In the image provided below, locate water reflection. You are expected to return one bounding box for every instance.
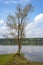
[0,45,18,54]
[0,45,43,62]
[21,46,43,62]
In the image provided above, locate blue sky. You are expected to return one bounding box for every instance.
[0,0,43,38]
[0,0,43,20]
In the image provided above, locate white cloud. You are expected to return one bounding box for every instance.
[0,20,4,24]
[4,0,17,4]
[25,14,43,38]
[0,19,8,38]
[0,19,17,38]
[0,14,43,38]
[34,14,43,23]
[3,0,29,4]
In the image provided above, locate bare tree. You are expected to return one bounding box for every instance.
[5,4,34,55]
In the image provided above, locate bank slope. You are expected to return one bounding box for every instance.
[0,54,43,65]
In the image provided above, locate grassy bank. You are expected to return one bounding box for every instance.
[0,54,14,65]
[0,54,43,65]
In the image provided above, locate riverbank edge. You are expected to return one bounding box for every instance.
[0,53,43,65]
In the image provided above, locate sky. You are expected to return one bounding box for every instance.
[0,0,43,38]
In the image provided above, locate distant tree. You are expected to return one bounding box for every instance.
[4,4,34,54]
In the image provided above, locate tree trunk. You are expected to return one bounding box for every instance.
[17,33,20,55]
[17,18,21,55]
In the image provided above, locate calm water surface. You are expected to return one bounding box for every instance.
[0,45,43,62]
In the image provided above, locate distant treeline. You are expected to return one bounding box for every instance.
[0,38,43,45]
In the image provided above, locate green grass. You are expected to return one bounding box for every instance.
[0,54,15,65]
[0,54,43,65]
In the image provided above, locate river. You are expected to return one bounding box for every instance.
[0,45,43,62]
